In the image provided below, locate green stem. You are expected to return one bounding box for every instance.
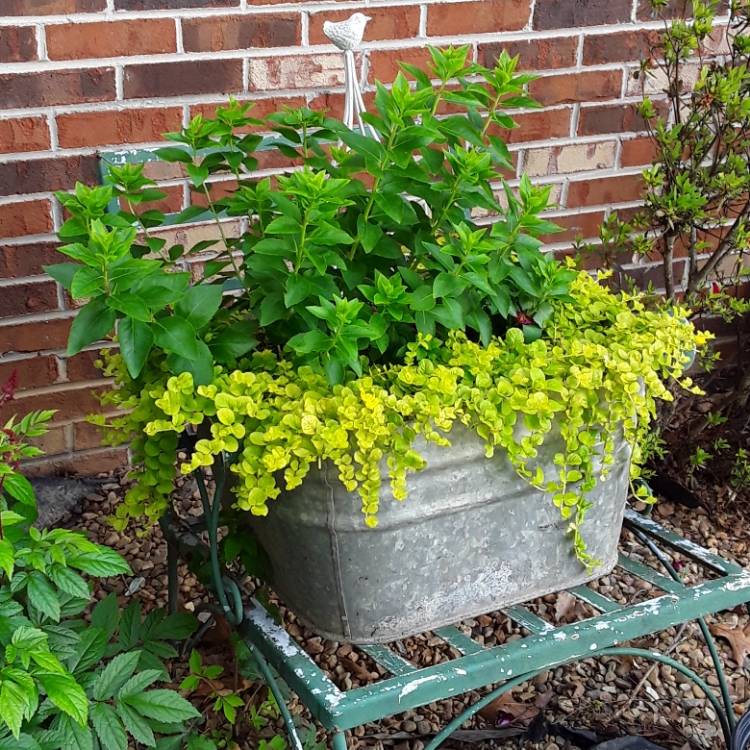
[348,127,399,261]
[201,183,242,279]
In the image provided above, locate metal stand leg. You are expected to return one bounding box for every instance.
[331,731,348,750]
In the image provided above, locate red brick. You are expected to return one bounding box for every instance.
[124,60,243,99]
[620,136,660,167]
[567,173,644,207]
[577,103,650,136]
[0,68,115,109]
[118,184,183,214]
[0,200,53,239]
[0,155,98,197]
[309,6,420,44]
[0,317,71,353]
[1,0,104,13]
[0,280,59,318]
[368,47,432,84]
[0,27,37,63]
[583,29,660,65]
[116,0,235,7]
[182,15,300,51]
[0,384,109,425]
[30,424,70,457]
[0,242,65,277]
[47,19,176,60]
[427,0,529,35]
[531,70,622,106]
[534,0,631,29]
[73,419,107,450]
[496,109,571,144]
[56,107,183,148]
[249,54,344,91]
[66,350,105,381]
[544,210,605,242]
[0,117,51,155]
[480,36,578,71]
[0,356,60,391]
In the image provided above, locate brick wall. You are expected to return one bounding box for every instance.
[0,0,721,473]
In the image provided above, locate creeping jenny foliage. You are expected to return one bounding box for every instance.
[47,46,706,563]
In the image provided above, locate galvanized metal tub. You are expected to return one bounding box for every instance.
[252,425,631,643]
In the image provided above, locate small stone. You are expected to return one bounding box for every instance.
[416,720,431,735]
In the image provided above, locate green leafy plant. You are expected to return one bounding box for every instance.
[597,0,750,405]
[731,448,750,489]
[49,49,702,563]
[47,47,564,387]
[0,383,204,749]
[180,650,245,725]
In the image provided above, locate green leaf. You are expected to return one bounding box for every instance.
[134,273,190,309]
[0,732,40,750]
[147,612,196,641]
[2,474,35,506]
[117,669,164,699]
[68,627,107,674]
[67,298,115,356]
[49,566,89,600]
[116,701,155,748]
[0,673,28,738]
[356,217,382,253]
[90,593,119,639]
[93,651,141,701]
[27,573,60,622]
[175,286,223,330]
[154,147,192,164]
[209,321,258,362]
[91,703,127,750]
[154,317,201,360]
[69,548,130,578]
[167,339,213,385]
[258,294,286,327]
[0,540,14,580]
[70,267,104,299]
[433,272,465,299]
[37,672,88,725]
[107,294,150,322]
[283,275,313,308]
[432,298,464,329]
[58,715,93,750]
[286,329,329,355]
[118,318,154,379]
[265,215,300,235]
[123,690,200,723]
[44,263,79,290]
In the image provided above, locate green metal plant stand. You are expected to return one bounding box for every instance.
[161,464,750,750]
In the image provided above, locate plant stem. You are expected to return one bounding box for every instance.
[202,183,242,279]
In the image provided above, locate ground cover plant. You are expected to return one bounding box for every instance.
[47,47,703,566]
[0,376,218,749]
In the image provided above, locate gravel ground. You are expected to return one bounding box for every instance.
[61,471,750,750]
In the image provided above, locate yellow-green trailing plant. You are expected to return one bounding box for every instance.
[94,270,705,565]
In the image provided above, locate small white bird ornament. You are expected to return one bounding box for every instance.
[323,12,371,51]
[323,12,381,141]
